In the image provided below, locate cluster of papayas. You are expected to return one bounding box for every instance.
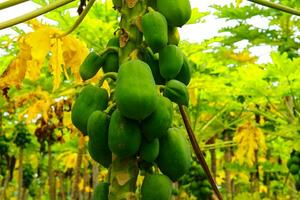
[72,0,195,199]
[179,160,213,199]
[287,150,300,191]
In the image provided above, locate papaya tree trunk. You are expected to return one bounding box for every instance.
[224,132,232,200]
[48,143,56,200]
[108,1,147,199]
[92,161,99,190]
[18,148,23,200]
[71,134,85,200]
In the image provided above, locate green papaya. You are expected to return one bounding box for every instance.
[157,0,191,27]
[287,159,293,169]
[140,138,159,163]
[142,10,168,53]
[141,174,172,200]
[175,54,191,85]
[159,45,183,79]
[103,37,119,73]
[108,109,141,158]
[141,96,173,141]
[168,27,180,46]
[71,85,108,135]
[290,164,299,175]
[291,155,300,164]
[141,49,165,85]
[80,52,104,81]
[87,111,111,168]
[157,128,191,181]
[92,182,109,200]
[115,59,158,120]
[163,80,189,106]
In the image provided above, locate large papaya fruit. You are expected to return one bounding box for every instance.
[140,138,159,163]
[80,52,104,81]
[168,27,180,46]
[157,128,191,181]
[141,96,173,141]
[87,111,111,168]
[141,174,173,200]
[142,10,168,53]
[159,45,183,79]
[103,37,119,73]
[71,85,108,135]
[92,182,109,200]
[157,0,191,27]
[108,109,141,158]
[163,80,189,106]
[115,59,158,120]
[175,54,191,85]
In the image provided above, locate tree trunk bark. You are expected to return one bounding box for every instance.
[92,161,99,190]
[48,143,56,200]
[224,132,232,200]
[18,148,23,200]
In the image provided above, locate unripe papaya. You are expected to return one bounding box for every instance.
[103,37,119,73]
[141,96,173,141]
[87,111,111,168]
[115,59,158,120]
[159,45,183,79]
[141,174,172,200]
[163,80,189,106]
[142,10,168,53]
[140,138,159,163]
[157,128,191,181]
[168,27,180,46]
[290,164,299,175]
[175,54,191,85]
[108,109,141,158]
[291,155,300,164]
[80,52,104,81]
[141,49,165,85]
[92,182,109,200]
[157,0,191,27]
[71,85,108,135]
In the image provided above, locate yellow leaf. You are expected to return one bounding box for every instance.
[50,38,65,91]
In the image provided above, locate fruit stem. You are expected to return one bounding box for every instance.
[98,72,118,87]
[179,105,223,200]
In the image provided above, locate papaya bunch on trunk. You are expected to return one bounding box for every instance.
[70,0,199,199]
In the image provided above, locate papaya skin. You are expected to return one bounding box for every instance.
[80,52,104,81]
[175,54,191,85]
[140,138,159,163]
[163,79,189,106]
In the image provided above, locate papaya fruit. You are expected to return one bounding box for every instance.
[108,109,141,158]
[163,80,189,106]
[290,164,299,175]
[80,52,104,81]
[87,111,112,168]
[103,37,119,73]
[168,27,180,46]
[141,96,173,141]
[291,155,300,164]
[92,182,109,200]
[141,49,165,85]
[159,45,183,79]
[142,10,168,53]
[141,174,172,200]
[71,85,108,135]
[175,54,191,85]
[115,59,158,120]
[140,138,159,163]
[157,0,191,27]
[157,128,191,181]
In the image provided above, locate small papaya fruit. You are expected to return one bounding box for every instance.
[87,111,111,168]
[108,109,141,158]
[175,54,191,85]
[141,96,173,141]
[71,85,108,135]
[142,10,168,53]
[159,45,183,79]
[140,138,159,163]
[168,27,180,46]
[92,182,109,200]
[290,164,299,175]
[163,79,189,106]
[115,59,158,120]
[103,37,119,73]
[141,174,172,200]
[157,128,191,181]
[80,52,104,81]
[157,0,191,27]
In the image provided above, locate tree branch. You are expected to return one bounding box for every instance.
[247,0,300,16]
[179,105,223,200]
[0,0,75,30]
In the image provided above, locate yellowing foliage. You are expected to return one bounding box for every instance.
[0,20,88,91]
[233,121,266,166]
[224,50,257,63]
